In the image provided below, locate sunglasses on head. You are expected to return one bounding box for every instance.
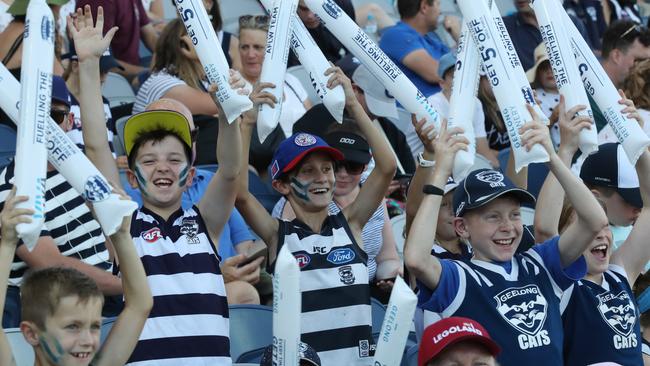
[614,24,645,48]
[336,161,365,175]
[238,15,269,30]
[50,108,70,124]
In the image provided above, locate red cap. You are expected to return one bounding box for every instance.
[418,317,500,366]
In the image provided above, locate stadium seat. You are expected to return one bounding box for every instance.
[287,65,322,106]
[5,327,35,364]
[371,297,387,334]
[228,304,273,363]
[102,73,136,108]
[220,0,266,35]
[0,124,16,170]
[113,115,130,157]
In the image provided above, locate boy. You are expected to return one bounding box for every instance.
[405,107,608,366]
[70,6,242,364]
[0,187,152,366]
[235,68,396,365]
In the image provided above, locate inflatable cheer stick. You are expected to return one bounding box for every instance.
[272,245,301,366]
[175,0,252,123]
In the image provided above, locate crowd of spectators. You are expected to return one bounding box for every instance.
[1,0,650,365]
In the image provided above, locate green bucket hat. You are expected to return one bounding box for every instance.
[8,0,70,16]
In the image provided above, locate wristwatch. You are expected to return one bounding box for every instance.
[417,152,435,168]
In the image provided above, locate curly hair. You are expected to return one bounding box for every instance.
[622,59,650,110]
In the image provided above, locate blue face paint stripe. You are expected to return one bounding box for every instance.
[178,164,189,187]
[39,335,64,365]
[134,164,150,197]
[290,177,311,202]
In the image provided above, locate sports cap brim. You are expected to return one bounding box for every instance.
[123,110,192,156]
[618,187,643,209]
[281,146,345,175]
[421,333,501,365]
[458,188,536,217]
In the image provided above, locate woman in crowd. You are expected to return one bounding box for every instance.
[623,59,650,135]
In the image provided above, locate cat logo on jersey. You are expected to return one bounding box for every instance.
[338,265,355,285]
[597,291,637,337]
[495,285,548,336]
[180,219,200,244]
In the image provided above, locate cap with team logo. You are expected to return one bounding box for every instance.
[453,169,536,217]
[418,317,500,366]
[270,133,345,180]
[580,143,642,208]
[260,342,321,366]
[324,131,370,165]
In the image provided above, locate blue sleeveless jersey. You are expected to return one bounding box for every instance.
[561,265,642,366]
[418,236,586,366]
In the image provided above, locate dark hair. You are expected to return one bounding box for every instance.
[208,0,223,31]
[152,19,205,90]
[602,20,650,58]
[397,0,433,19]
[127,128,192,168]
[21,267,103,329]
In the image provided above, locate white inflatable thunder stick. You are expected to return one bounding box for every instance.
[272,245,301,366]
[259,0,345,124]
[303,0,441,135]
[0,64,138,240]
[531,0,598,155]
[14,0,54,249]
[257,0,299,143]
[175,0,252,123]
[559,9,650,164]
[458,0,549,172]
[448,24,480,182]
[487,0,549,123]
[373,276,418,366]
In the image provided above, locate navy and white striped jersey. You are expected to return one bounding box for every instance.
[67,95,115,155]
[275,212,374,366]
[418,236,586,366]
[561,265,642,365]
[0,163,111,287]
[125,206,230,366]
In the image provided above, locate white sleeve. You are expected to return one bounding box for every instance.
[473,98,487,138]
[284,73,309,103]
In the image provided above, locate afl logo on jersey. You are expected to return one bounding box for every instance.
[327,248,355,265]
[495,284,548,336]
[597,291,637,337]
[294,253,311,268]
[141,227,162,243]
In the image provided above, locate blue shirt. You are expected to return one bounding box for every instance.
[124,169,254,259]
[379,21,449,97]
[418,236,586,366]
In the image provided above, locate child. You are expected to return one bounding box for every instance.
[235,67,396,365]
[534,97,650,365]
[0,187,152,366]
[69,6,243,364]
[404,106,608,366]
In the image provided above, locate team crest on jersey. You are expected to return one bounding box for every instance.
[83,175,111,202]
[180,219,200,244]
[494,285,548,336]
[338,265,355,285]
[141,227,162,243]
[597,291,637,337]
[294,133,316,147]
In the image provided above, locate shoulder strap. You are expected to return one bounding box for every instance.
[2,31,25,66]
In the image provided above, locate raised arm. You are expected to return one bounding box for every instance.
[69,6,121,187]
[197,77,243,244]
[96,191,152,366]
[520,105,608,267]
[404,121,468,291]
[0,188,33,366]
[331,66,397,232]
[235,83,280,264]
[534,97,591,242]
[404,115,436,234]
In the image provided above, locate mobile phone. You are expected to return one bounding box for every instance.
[238,243,267,267]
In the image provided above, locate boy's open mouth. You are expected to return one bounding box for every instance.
[493,238,514,246]
[309,187,330,195]
[153,178,173,188]
[71,352,91,360]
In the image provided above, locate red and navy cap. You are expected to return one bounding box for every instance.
[453,169,535,217]
[270,133,344,180]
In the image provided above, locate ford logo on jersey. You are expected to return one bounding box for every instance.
[327,248,355,265]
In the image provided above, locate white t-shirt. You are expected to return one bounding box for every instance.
[597,108,650,144]
[133,70,187,113]
[426,92,487,138]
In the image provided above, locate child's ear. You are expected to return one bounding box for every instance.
[20,321,40,346]
[453,217,470,240]
[271,179,291,196]
[126,169,140,189]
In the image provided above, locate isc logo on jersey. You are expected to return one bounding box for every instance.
[494,285,551,350]
[597,291,638,349]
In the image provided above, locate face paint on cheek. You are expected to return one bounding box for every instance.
[39,334,65,365]
[134,163,150,197]
[290,177,312,202]
[178,163,189,187]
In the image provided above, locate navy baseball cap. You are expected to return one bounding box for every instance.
[453,169,536,217]
[51,75,71,108]
[324,131,371,165]
[62,44,124,74]
[260,342,321,366]
[580,143,642,208]
[437,52,457,78]
[270,133,344,180]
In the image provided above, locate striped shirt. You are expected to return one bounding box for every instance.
[133,70,187,114]
[272,198,384,280]
[0,162,111,287]
[67,95,116,155]
[275,212,374,366]
[126,205,230,366]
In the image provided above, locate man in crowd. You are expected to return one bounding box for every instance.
[601,19,650,87]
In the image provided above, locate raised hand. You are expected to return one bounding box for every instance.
[557,95,592,156]
[411,114,437,155]
[324,65,356,108]
[618,89,644,128]
[67,5,118,62]
[241,82,277,126]
[0,187,33,247]
[433,119,469,177]
[520,104,555,155]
